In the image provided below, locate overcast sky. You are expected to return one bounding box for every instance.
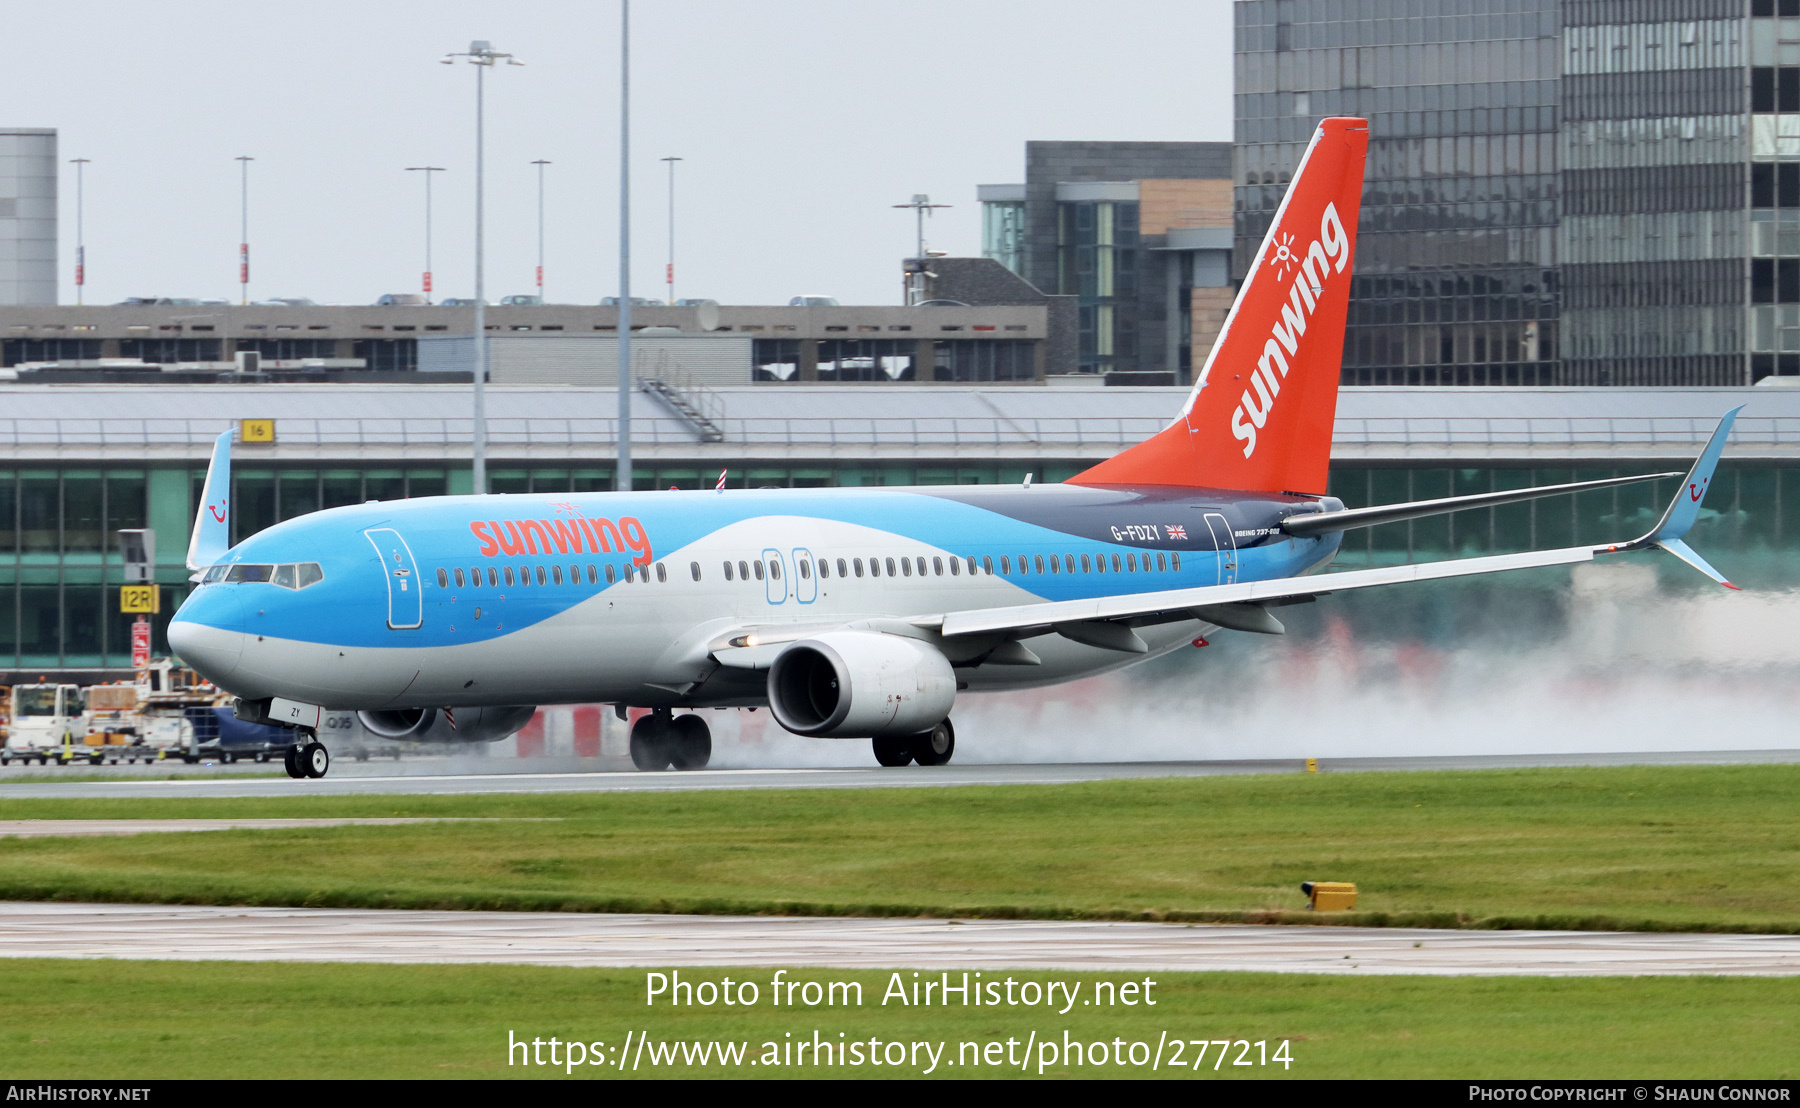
[8,1,1233,308]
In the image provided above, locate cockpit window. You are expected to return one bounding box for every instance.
[205,562,324,589]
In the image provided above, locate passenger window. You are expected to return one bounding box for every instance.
[454,568,466,588]
[838,558,849,577]
[487,567,499,587]
[948,557,959,576]
[570,564,579,583]
[504,566,516,586]
[739,560,749,580]
[769,561,780,580]
[724,561,734,581]
[657,563,668,583]
[605,564,617,584]
[754,561,764,581]
[1157,552,1167,571]
[886,558,898,577]
[467,567,480,587]
[1018,554,1030,575]
[870,558,880,578]
[690,562,701,581]
[624,564,635,583]
[967,556,978,575]
[552,565,564,585]
[587,564,598,583]
[1034,555,1045,574]
[983,556,993,574]
[916,557,926,576]
[1127,553,1137,571]
[1080,554,1091,573]
[1000,556,1010,574]
[1111,553,1121,573]
[1171,552,1181,571]
[799,559,811,579]
[854,558,865,577]
[817,559,829,579]
[535,566,547,586]
[901,558,912,577]
[435,568,449,588]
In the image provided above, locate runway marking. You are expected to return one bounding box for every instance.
[2,750,1797,801]
[2,902,1797,976]
[0,818,547,839]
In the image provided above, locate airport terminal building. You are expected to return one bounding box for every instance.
[0,379,1794,680]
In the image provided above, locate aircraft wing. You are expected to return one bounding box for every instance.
[917,407,1744,647]
[917,545,1594,642]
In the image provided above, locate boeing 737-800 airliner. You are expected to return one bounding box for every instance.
[168,118,1742,779]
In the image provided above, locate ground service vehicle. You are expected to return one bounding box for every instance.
[167,118,1744,779]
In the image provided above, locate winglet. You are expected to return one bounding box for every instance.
[1599,407,1741,589]
[185,430,233,572]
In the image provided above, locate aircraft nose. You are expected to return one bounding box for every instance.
[168,588,246,684]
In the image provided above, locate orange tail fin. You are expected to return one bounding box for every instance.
[1070,117,1368,494]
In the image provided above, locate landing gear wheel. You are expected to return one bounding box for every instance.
[283,746,305,779]
[299,742,330,779]
[629,714,672,771]
[872,735,914,767]
[909,719,955,766]
[668,714,712,770]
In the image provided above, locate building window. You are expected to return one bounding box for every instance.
[117,338,222,363]
[933,340,1036,382]
[753,338,802,381]
[1,339,102,367]
[352,338,418,372]
[817,339,915,381]
[982,200,1026,275]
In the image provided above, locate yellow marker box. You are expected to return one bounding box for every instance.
[119,585,160,614]
[240,418,275,443]
[1302,881,1358,911]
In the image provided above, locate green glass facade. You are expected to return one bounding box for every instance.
[1,458,1791,675]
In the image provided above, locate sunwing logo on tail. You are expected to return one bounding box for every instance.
[1231,201,1352,459]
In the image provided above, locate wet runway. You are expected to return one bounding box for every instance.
[0,749,1794,800]
[0,818,523,838]
[2,902,1795,976]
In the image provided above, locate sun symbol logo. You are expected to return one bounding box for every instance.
[1268,231,1298,278]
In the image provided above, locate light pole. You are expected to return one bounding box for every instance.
[660,156,681,305]
[531,159,550,301]
[891,193,950,305]
[70,158,89,305]
[617,0,633,492]
[443,40,523,496]
[236,156,254,305]
[405,166,444,303]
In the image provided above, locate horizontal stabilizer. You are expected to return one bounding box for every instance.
[1283,471,1679,537]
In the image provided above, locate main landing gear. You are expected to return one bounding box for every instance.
[283,734,331,779]
[872,718,955,768]
[629,710,712,771]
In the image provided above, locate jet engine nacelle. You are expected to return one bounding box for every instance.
[355,705,537,744]
[767,631,955,738]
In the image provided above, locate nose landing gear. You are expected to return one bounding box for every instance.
[628,709,712,771]
[283,733,331,779]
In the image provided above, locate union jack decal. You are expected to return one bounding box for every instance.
[1166,524,1189,540]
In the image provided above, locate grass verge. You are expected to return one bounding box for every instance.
[2,764,1799,932]
[3,959,1796,1079]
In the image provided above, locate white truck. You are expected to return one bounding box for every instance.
[2,684,86,765]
